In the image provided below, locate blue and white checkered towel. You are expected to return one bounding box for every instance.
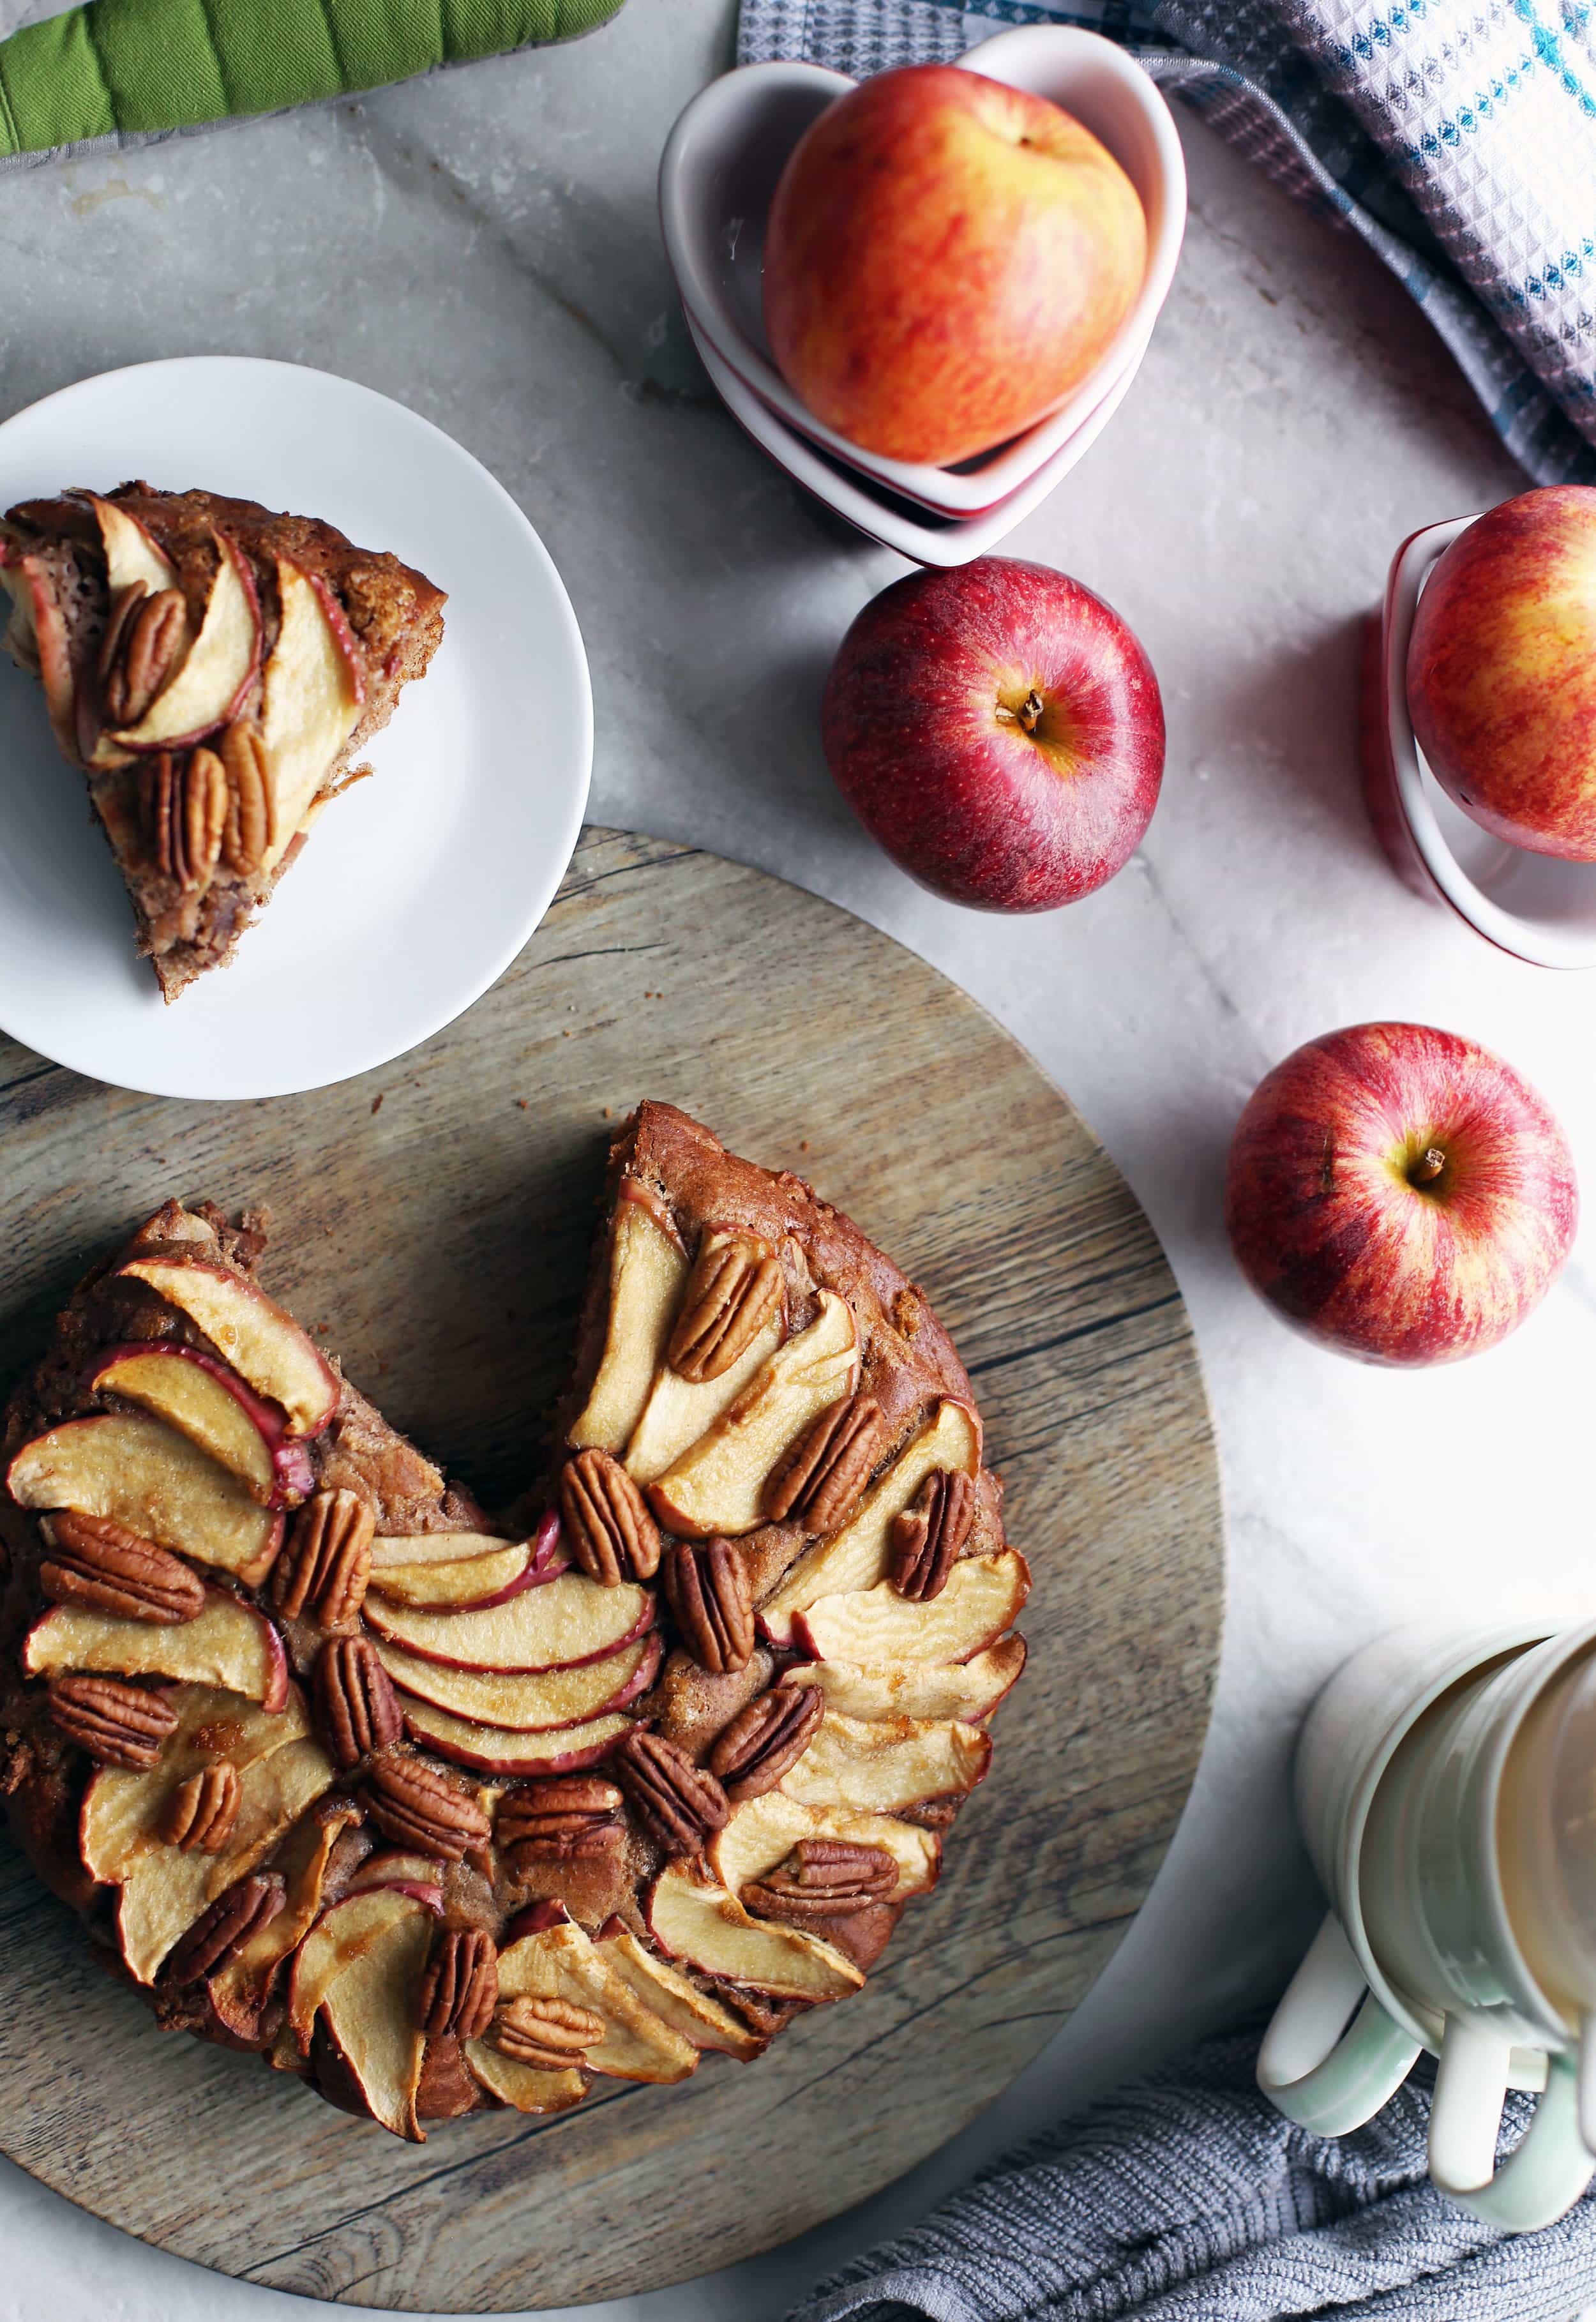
[737,0,1596,487]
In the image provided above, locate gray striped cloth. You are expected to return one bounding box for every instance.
[785,2030,1596,2321]
[736,0,1596,489]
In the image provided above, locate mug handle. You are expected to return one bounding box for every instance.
[1429,2017,1593,2231]
[1258,1913,1421,2134]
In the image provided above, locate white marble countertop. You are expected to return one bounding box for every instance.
[4,1,1593,2314]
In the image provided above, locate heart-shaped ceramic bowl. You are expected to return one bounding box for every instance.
[1360,518,1596,969]
[684,307,1146,564]
[659,27,1186,519]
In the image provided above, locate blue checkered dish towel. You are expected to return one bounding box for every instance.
[737,0,1596,486]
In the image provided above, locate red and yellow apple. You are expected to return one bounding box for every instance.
[822,557,1163,910]
[1408,486,1596,859]
[764,64,1145,465]
[1225,1023,1578,1364]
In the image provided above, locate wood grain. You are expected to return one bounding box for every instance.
[0,829,1222,2311]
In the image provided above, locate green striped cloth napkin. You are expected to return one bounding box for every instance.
[0,0,623,165]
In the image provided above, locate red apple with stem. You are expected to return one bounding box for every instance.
[822,556,1163,910]
[1225,1023,1577,1365]
[1407,486,1596,859]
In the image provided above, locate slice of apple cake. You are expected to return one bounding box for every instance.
[0,1104,1027,2137]
[0,485,444,999]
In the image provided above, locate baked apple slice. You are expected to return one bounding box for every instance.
[7,1412,284,1585]
[492,1917,698,2084]
[595,1926,764,2060]
[107,532,262,753]
[646,1862,864,2002]
[795,1549,1029,1666]
[397,1697,637,1777]
[287,1885,440,2053]
[24,1587,289,1712]
[462,2039,587,2117]
[366,1537,537,1610]
[759,1399,981,1645]
[116,1255,339,1438]
[783,1636,1027,1723]
[316,1894,434,2140]
[345,1848,446,1909]
[89,1343,314,1508]
[363,1571,652,1673]
[647,1292,859,1537]
[709,1791,941,1901]
[623,1230,787,1484]
[568,1194,690,1454]
[780,1710,991,1814]
[252,557,365,877]
[372,1530,523,1571]
[116,1733,335,1984]
[80,1681,311,1887]
[207,1804,361,2041]
[3,551,80,755]
[379,1629,660,1731]
[85,493,178,599]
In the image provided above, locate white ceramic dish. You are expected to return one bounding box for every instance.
[1362,516,1596,969]
[684,309,1144,564]
[659,28,1186,518]
[0,358,592,1098]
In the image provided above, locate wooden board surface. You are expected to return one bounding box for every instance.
[0,829,1223,2311]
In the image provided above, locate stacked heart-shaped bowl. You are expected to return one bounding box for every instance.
[659,27,1187,565]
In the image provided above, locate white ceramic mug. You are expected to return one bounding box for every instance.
[1258,1620,1596,2228]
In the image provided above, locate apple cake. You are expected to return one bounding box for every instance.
[0,484,445,999]
[0,1104,1028,2137]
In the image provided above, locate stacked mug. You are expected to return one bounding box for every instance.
[1260,1618,1596,2228]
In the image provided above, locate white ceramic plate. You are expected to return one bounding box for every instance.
[0,358,592,1098]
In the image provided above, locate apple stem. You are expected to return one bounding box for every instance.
[1411,1147,1447,1186]
[997,690,1046,735]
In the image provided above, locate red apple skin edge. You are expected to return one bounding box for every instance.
[822,556,1164,910]
[1224,1022,1577,1366]
[1407,486,1596,861]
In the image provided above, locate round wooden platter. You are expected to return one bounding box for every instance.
[0,829,1223,2312]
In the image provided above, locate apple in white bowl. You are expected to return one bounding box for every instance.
[822,556,1163,910]
[1225,1022,1577,1364]
[764,64,1146,467]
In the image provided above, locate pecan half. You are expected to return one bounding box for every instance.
[139,748,227,891]
[47,1674,179,1768]
[890,1468,975,1602]
[763,1394,888,1530]
[418,1927,498,2040]
[612,1728,729,1857]
[743,1838,898,1922]
[365,1754,492,1862]
[496,1775,624,1864]
[103,584,186,725]
[273,1489,374,1627]
[661,1539,755,1674]
[220,720,274,876]
[559,1449,660,1585]
[708,1682,823,1804]
[314,1634,403,1770]
[165,1871,285,1982]
[39,1511,206,1624]
[160,1761,241,1852]
[491,1994,603,2070]
[667,1233,782,1382]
